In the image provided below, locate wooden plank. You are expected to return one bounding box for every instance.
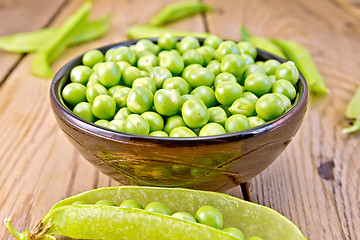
[0,0,67,84]
[205,0,360,239]
[0,0,211,238]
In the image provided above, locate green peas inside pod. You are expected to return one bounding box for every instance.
[145,201,172,215]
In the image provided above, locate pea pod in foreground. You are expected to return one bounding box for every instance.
[343,86,360,134]
[5,186,307,240]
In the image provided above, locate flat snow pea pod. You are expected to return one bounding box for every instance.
[149,1,214,26]
[126,24,211,39]
[31,2,92,78]
[5,186,307,240]
[343,86,360,134]
[271,39,329,95]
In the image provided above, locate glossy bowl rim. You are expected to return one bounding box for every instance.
[50,38,309,144]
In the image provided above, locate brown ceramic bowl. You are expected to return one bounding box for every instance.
[50,38,308,191]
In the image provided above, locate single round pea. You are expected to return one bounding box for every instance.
[263,59,281,76]
[206,60,221,76]
[182,99,210,128]
[86,83,108,104]
[242,91,258,103]
[199,123,226,136]
[116,61,131,72]
[97,62,121,88]
[273,93,292,111]
[159,50,184,76]
[248,116,266,128]
[122,66,142,87]
[204,35,222,49]
[112,46,136,65]
[145,201,172,215]
[141,111,164,132]
[172,212,196,222]
[181,94,203,107]
[86,72,100,87]
[92,62,103,72]
[127,86,153,114]
[225,114,250,133]
[114,107,132,120]
[95,200,117,206]
[164,115,186,134]
[73,102,95,123]
[244,64,266,79]
[135,39,158,55]
[149,131,169,137]
[182,49,204,66]
[158,32,177,50]
[108,85,126,96]
[94,119,110,128]
[196,45,215,65]
[170,126,197,137]
[163,77,190,95]
[238,41,257,59]
[182,64,202,81]
[177,36,200,54]
[275,61,299,85]
[70,65,92,85]
[108,119,126,132]
[208,106,228,126]
[104,48,115,61]
[223,227,245,240]
[214,72,237,88]
[272,79,296,100]
[82,49,104,67]
[221,54,246,78]
[124,114,150,135]
[191,86,217,108]
[255,93,285,121]
[149,66,172,89]
[154,89,182,116]
[244,72,272,97]
[187,67,214,88]
[215,40,240,61]
[196,205,223,230]
[133,77,157,94]
[228,97,256,117]
[241,53,255,65]
[92,95,116,120]
[215,81,243,106]
[62,83,87,107]
[119,199,144,209]
[137,54,159,72]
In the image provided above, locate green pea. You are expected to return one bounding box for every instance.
[206,60,221,76]
[208,106,228,126]
[275,61,299,85]
[137,54,159,72]
[196,205,223,230]
[163,77,191,95]
[225,114,250,133]
[228,97,256,117]
[196,46,215,65]
[140,70,149,77]
[182,49,204,66]
[127,86,153,114]
[122,66,142,87]
[272,79,296,100]
[214,72,237,88]
[177,36,200,54]
[108,119,126,132]
[145,201,172,215]
[204,34,222,49]
[70,65,92,85]
[248,116,266,128]
[182,64,202,81]
[135,39,158,55]
[273,93,292,111]
[242,91,258,103]
[221,54,246,78]
[97,62,121,88]
[108,85,126,96]
[116,61,131,72]
[187,67,214,88]
[154,89,182,116]
[269,75,276,85]
[94,119,109,128]
[159,50,184,76]
[149,131,169,137]
[244,64,265,79]
[133,77,157,94]
[73,102,95,123]
[263,59,281,76]
[222,227,245,240]
[255,93,285,121]
[149,66,172,89]
[164,115,186,134]
[215,40,240,61]
[170,126,197,137]
[191,86,217,108]
[112,46,136,65]
[124,114,150,135]
[172,212,196,222]
[244,72,272,97]
[199,123,226,136]
[119,199,143,209]
[92,95,116,120]
[86,72,100,87]
[182,99,210,128]
[241,53,255,65]
[62,82,87,107]
[86,83,108,104]
[95,200,117,206]
[114,107,132,120]
[82,49,104,68]
[141,111,164,132]
[158,32,177,50]
[215,81,243,106]
[238,41,257,59]
[92,62,103,72]
[104,48,115,61]
[181,94,203,107]
[256,61,265,67]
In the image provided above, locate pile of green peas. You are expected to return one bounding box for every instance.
[72,199,263,240]
[62,33,299,137]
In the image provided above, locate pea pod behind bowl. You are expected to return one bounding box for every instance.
[6,186,307,240]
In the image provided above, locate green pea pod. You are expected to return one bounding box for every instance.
[0,15,111,53]
[271,39,329,95]
[343,86,360,134]
[126,24,211,40]
[31,1,92,78]
[5,186,307,240]
[240,25,287,59]
[150,1,214,26]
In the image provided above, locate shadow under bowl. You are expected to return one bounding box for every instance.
[50,38,308,191]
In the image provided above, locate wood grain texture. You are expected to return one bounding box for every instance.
[205,0,360,239]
